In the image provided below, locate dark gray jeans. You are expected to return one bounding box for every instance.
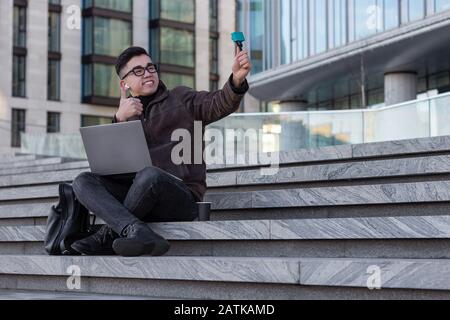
[72,166,199,235]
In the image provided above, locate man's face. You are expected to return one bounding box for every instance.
[120,54,160,97]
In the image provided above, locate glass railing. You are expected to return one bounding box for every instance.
[20,92,450,160]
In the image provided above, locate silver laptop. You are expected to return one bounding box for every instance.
[80,120,152,176]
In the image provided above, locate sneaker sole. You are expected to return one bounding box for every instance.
[112,238,170,257]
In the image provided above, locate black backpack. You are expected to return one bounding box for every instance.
[45,183,92,255]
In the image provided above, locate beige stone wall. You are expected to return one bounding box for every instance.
[0,0,237,154]
[0,0,14,153]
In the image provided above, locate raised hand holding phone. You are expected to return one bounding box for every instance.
[231,32,251,87]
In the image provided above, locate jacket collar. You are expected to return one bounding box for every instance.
[135,80,169,108]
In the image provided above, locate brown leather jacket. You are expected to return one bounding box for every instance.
[114,74,249,201]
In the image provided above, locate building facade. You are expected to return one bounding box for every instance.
[0,0,236,153]
[237,0,450,112]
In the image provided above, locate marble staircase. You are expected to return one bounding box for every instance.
[1,136,450,299]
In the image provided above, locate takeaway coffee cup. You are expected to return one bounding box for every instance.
[197,202,211,221]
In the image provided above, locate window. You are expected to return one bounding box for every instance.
[12,55,26,97]
[150,0,196,89]
[210,0,219,91]
[13,1,27,98]
[82,1,133,105]
[48,1,62,101]
[408,0,425,22]
[48,60,61,100]
[84,0,132,13]
[13,5,27,48]
[280,0,292,64]
[11,109,26,148]
[384,0,400,30]
[48,11,61,52]
[160,72,195,89]
[159,27,195,67]
[435,0,450,12]
[84,17,132,56]
[47,112,61,133]
[81,115,114,127]
[313,0,327,54]
[151,0,195,23]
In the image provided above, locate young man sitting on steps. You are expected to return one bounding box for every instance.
[71,46,251,257]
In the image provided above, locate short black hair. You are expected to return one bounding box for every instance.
[115,46,150,77]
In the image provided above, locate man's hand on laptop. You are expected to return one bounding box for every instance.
[115,84,144,122]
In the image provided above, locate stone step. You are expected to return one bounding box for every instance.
[0,200,56,220]
[1,154,449,189]
[4,201,450,226]
[0,289,159,300]
[205,180,450,210]
[0,158,63,170]
[0,154,37,164]
[3,215,450,242]
[0,161,89,177]
[207,135,450,170]
[207,154,450,187]
[300,258,450,292]
[0,185,58,201]
[0,169,86,188]
[2,135,450,176]
[0,255,300,284]
[2,216,450,259]
[1,180,450,209]
[0,255,450,299]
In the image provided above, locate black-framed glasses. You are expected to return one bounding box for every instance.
[121,63,159,80]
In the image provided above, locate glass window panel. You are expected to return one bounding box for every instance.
[83,17,93,55]
[48,60,61,101]
[315,0,327,54]
[149,28,160,63]
[48,12,61,52]
[93,63,120,97]
[81,115,114,127]
[160,27,195,67]
[13,55,26,97]
[11,109,26,148]
[383,0,399,30]
[355,0,379,40]
[93,17,132,56]
[83,64,92,96]
[263,0,275,70]
[161,72,195,89]
[209,37,219,74]
[13,6,27,48]
[409,0,425,21]
[210,0,219,32]
[435,0,450,12]
[154,0,195,23]
[332,0,347,48]
[236,0,245,32]
[296,0,308,59]
[88,0,132,12]
[250,0,264,73]
[280,0,291,64]
[47,112,61,133]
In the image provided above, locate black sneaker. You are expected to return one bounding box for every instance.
[71,225,119,256]
[112,222,170,257]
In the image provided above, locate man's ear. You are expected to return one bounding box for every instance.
[120,80,131,96]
